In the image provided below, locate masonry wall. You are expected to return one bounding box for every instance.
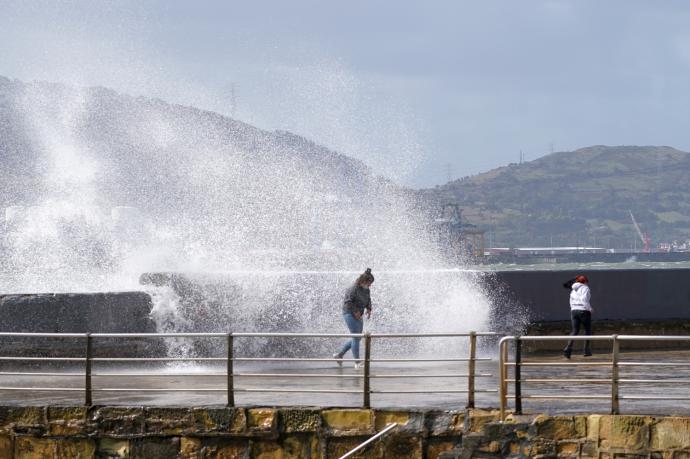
[2,406,690,458]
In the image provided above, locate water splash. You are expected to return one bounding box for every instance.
[0,77,492,347]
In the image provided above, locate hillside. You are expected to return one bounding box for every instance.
[423,146,690,249]
[0,76,377,214]
[0,76,435,272]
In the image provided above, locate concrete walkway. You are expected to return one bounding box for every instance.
[1,351,690,415]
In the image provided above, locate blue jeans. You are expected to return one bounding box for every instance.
[564,310,592,354]
[338,313,363,360]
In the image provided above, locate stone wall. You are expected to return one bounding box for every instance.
[3,406,690,458]
[0,405,474,458]
[458,413,690,459]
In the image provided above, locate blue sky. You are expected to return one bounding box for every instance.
[2,1,690,187]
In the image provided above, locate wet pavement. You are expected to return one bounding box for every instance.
[1,350,690,415]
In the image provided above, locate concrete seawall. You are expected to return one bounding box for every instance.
[488,268,690,323]
[0,292,160,357]
[1,406,690,458]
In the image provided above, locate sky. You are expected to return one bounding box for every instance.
[2,0,690,187]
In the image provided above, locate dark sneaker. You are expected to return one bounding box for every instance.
[563,350,572,359]
[583,351,592,357]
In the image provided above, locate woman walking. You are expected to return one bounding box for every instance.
[563,274,593,359]
[333,268,374,369]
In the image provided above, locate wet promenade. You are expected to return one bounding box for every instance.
[2,350,690,416]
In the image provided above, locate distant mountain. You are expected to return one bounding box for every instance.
[422,146,690,249]
[0,76,377,215]
[0,77,434,271]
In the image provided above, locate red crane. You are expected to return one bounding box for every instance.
[629,210,651,253]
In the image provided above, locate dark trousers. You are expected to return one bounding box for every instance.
[564,310,592,354]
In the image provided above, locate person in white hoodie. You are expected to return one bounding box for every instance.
[563,274,593,359]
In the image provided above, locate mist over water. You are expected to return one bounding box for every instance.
[0,77,491,345]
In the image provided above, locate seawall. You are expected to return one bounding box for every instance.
[1,406,690,458]
[0,292,161,357]
[488,268,690,323]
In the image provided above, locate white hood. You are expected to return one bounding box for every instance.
[569,282,592,311]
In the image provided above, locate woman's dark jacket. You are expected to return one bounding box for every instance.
[342,284,371,316]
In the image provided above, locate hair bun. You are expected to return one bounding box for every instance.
[365,268,371,274]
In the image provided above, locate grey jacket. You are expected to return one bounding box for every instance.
[342,284,371,316]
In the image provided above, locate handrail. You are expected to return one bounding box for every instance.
[0,330,495,407]
[498,334,690,420]
[339,423,398,459]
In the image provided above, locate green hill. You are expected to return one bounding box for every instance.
[423,146,690,249]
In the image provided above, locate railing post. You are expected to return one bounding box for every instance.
[499,338,507,421]
[611,334,619,414]
[227,333,234,407]
[514,336,522,415]
[84,333,92,406]
[363,333,371,408]
[466,331,477,408]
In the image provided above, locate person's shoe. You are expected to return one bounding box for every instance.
[354,362,363,370]
[563,350,572,360]
[332,353,343,367]
[583,351,592,357]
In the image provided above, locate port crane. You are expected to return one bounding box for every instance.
[629,210,651,253]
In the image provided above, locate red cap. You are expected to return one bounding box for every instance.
[575,275,589,284]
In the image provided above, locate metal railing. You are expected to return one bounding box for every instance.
[0,331,497,407]
[499,335,690,420]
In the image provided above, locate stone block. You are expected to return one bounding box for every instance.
[459,432,485,453]
[425,438,461,459]
[326,437,384,459]
[0,436,13,459]
[507,441,521,455]
[531,415,586,440]
[588,415,602,442]
[478,440,500,453]
[322,409,374,436]
[375,410,424,434]
[652,418,690,450]
[197,438,250,458]
[0,406,46,435]
[247,409,277,436]
[192,408,246,435]
[674,452,690,459]
[280,409,321,433]
[465,409,499,434]
[581,440,598,458]
[251,436,316,459]
[144,407,193,435]
[97,438,130,458]
[89,406,144,437]
[382,435,422,459]
[48,406,89,436]
[611,454,646,459]
[14,437,54,459]
[55,439,97,459]
[607,416,650,451]
[556,440,580,457]
[179,437,201,458]
[425,411,465,436]
[13,438,96,459]
[482,420,529,441]
[130,437,180,458]
[521,439,555,457]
